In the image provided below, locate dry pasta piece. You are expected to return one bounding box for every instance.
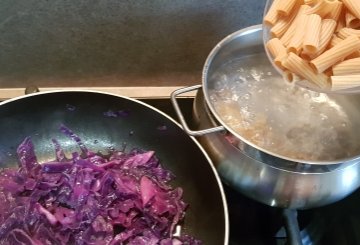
[325,1,343,21]
[309,19,337,58]
[329,34,343,47]
[287,13,309,53]
[270,3,301,37]
[300,52,312,60]
[346,51,360,59]
[336,13,347,32]
[283,70,301,83]
[266,38,287,57]
[304,0,318,5]
[338,28,360,39]
[277,0,298,16]
[329,35,360,60]
[282,53,330,88]
[264,0,283,26]
[266,38,287,68]
[303,14,322,53]
[280,5,311,46]
[331,75,360,91]
[306,0,341,18]
[310,35,360,73]
[324,68,333,77]
[345,11,360,28]
[342,0,360,19]
[332,58,360,75]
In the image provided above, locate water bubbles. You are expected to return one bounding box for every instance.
[231,94,239,101]
[320,113,328,121]
[243,93,251,100]
[235,79,245,86]
[303,93,310,99]
[250,68,262,81]
[223,115,233,121]
[242,121,250,128]
[209,95,217,102]
[208,53,357,161]
[241,105,249,112]
[238,75,247,82]
[277,105,288,113]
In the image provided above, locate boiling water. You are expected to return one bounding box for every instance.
[209,53,360,161]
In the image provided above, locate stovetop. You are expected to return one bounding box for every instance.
[141,97,360,245]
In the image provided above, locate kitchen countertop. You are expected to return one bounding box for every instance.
[0,0,266,89]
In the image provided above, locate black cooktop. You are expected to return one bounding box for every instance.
[141,97,360,245]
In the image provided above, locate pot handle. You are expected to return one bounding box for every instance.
[171,85,225,136]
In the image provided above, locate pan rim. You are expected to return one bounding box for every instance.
[0,89,229,245]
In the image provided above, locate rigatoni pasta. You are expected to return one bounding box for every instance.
[310,19,337,58]
[266,38,287,68]
[332,58,360,75]
[280,5,311,46]
[303,14,322,53]
[331,75,360,91]
[326,2,343,21]
[282,53,330,88]
[345,11,360,28]
[271,3,301,37]
[342,0,360,19]
[287,13,309,53]
[264,0,284,25]
[306,0,339,18]
[264,0,360,91]
[304,0,318,5]
[277,0,299,16]
[310,35,360,73]
[338,27,360,39]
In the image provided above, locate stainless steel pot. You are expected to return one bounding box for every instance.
[171,25,360,209]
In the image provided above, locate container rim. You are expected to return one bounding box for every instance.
[201,24,360,166]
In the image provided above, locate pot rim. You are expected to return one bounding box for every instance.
[201,24,360,166]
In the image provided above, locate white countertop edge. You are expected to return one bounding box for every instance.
[0,86,197,100]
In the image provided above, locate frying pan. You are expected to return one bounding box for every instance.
[0,90,229,245]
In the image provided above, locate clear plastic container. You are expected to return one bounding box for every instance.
[263,0,360,94]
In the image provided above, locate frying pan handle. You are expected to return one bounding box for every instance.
[171,85,225,136]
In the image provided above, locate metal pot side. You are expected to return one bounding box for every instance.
[193,90,360,209]
[191,25,360,209]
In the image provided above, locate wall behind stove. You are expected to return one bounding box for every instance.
[0,0,266,87]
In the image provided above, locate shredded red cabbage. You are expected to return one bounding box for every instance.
[0,126,201,245]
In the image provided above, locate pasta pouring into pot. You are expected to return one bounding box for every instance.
[264,0,360,92]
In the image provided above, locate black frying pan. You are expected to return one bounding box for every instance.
[0,90,228,244]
